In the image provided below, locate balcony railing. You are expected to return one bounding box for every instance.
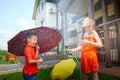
[96,18,120,65]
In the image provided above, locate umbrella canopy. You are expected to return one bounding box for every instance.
[51,59,76,80]
[8,26,62,56]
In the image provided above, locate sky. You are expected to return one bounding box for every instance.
[0,0,35,50]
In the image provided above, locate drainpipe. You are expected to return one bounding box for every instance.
[56,1,60,54]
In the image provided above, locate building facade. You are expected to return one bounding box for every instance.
[32,0,59,55]
[32,0,120,67]
[32,0,57,28]
[57,0,120,67]
[57,0,87,48]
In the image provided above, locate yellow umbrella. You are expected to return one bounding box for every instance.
[51,58,76,80]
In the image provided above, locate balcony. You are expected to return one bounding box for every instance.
[96,18,120,66]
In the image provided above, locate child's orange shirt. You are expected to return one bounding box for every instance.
[81,37,99,73]
[23,44,38,76]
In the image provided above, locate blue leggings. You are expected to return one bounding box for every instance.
[23,73,37,80]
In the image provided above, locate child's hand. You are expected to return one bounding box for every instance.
[68,49,75,52]
[38,58,43,63]
[81,39,90,44]
[36,44,40,50]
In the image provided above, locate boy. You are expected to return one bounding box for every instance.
[23,32,43,80]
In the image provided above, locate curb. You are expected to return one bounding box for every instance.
[0,68,22,75]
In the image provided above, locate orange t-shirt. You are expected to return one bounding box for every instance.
[23,44,38,76]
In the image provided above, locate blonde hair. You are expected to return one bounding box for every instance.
[82,17,95,38]
[83,17,95,28]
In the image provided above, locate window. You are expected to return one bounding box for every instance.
[41,2,43,10]
[41,21,43,26]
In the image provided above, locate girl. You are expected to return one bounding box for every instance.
[71,17,103,80]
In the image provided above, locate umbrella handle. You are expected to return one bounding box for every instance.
[64,48,82,80]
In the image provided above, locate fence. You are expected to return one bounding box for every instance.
[96,18,120,66]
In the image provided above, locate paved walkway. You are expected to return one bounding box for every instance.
[0,64,22,71]
[0,54,66,75]
[0,60,59,75]
[0,64,22,75]
[100,67,120,77]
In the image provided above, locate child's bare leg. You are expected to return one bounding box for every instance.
[92,72,99,80]
[82,72,88,80]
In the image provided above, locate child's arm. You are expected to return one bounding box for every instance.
[82,30,103,48]
[28,45,43,64]
[28,58,43,63]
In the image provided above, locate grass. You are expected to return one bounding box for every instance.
[0,49,7,64]
[0,50,7,55]
[0,67,120,80]
[0,72,23,80]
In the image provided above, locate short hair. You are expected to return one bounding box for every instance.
[26,32,37,38]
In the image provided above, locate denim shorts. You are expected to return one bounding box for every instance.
[23,73,37,80]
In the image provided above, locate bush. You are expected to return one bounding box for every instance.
[0,55,2,60]
[0,50,7,56]
[0,49,18,64]
[0,50,7,63]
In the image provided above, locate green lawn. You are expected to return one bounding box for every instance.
[0,49,7,64]
[0,67,120,80]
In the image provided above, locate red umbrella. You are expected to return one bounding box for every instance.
[8,26,62,56]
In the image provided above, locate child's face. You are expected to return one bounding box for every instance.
[27,35,38,47]
[82,20,93,32]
